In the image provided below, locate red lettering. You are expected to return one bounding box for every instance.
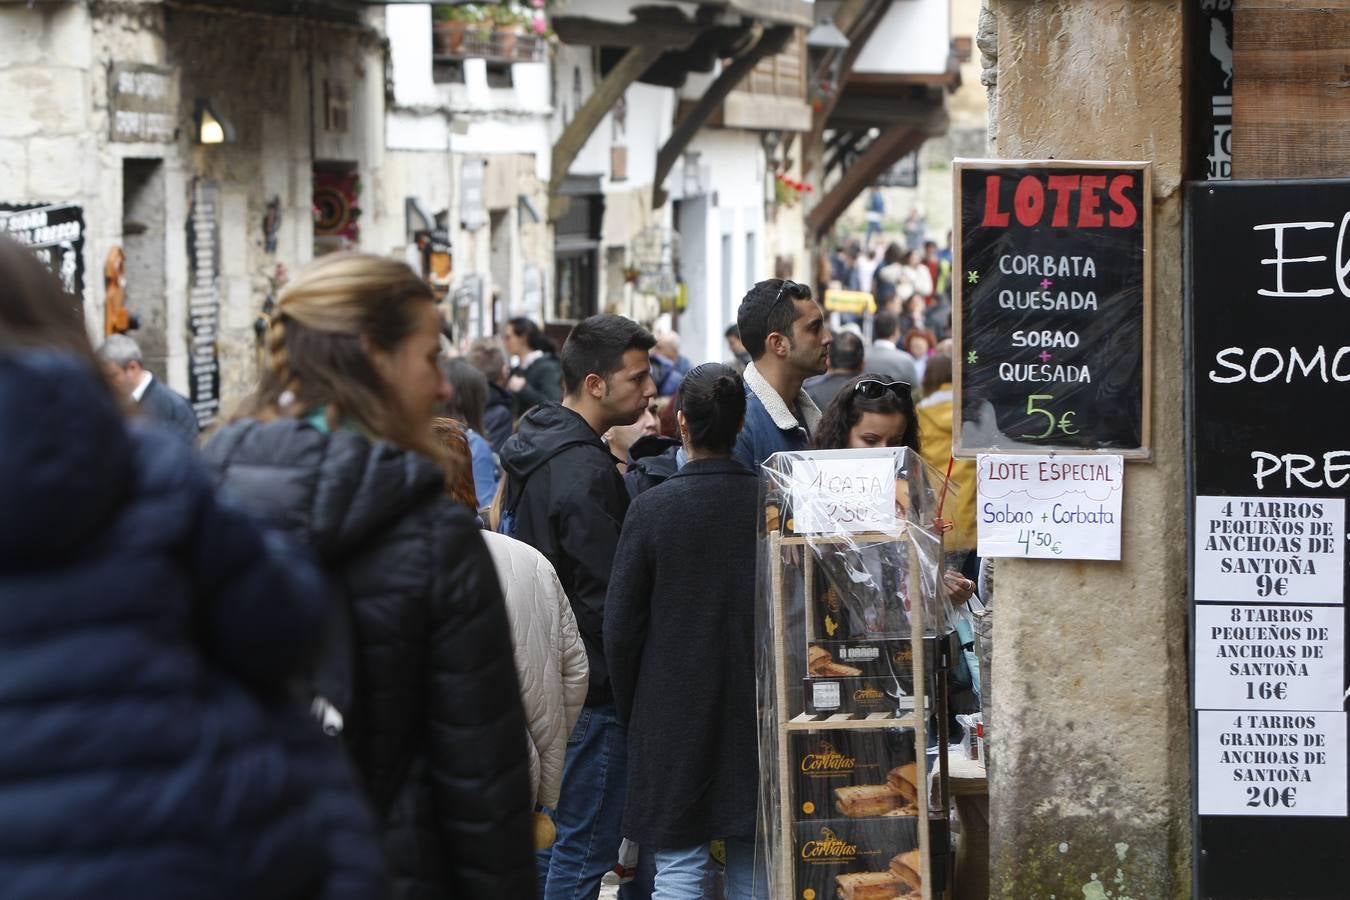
[1108,174,1138,227]
[1077,175,1107,227]
[1013,176,1045,227]
[982,175,1009,226]
[1046,175,1079,228]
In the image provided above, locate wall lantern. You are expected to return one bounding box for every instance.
[195,99,235,145]
[805,17,850,101]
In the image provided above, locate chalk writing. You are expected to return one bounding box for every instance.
[955,161,1150,455]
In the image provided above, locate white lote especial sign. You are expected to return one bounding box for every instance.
[975,453,1123,560]
[1194,496,1345,604]
[790,457,899,535]
[1194,604,1345,711]
[1197,710,1348,817]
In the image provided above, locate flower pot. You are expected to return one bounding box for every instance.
[495,24,522,59]
[433,21,467,55]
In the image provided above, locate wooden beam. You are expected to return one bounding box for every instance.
[549,43,669,221]
[805,122,926,242]
[651,25,795,209]
[1232,1,1350,178]
[551,16,703,50]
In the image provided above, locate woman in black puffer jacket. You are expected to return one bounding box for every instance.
[203,253,535,899]
[0,237,384,899]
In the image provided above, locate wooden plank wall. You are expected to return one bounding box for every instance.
[1232,0,1350,179]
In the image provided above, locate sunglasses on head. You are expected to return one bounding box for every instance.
[853,378,910,401]
[765,280,804,329]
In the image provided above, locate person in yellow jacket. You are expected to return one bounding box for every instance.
[916,354,977,552]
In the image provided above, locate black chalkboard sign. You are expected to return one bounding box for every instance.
[953,160,1151,458]
[1186,179,1350,900]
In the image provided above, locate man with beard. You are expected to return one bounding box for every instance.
[731,279,832,471]
[499,315,657,900]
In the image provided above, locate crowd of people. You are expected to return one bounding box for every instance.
[0,221,983,900]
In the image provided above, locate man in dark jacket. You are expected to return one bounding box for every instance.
[468,336,515,452]
[805,329,864,411]
[499,314,656,900]
[731,279,831,471]
[98,334,200,445]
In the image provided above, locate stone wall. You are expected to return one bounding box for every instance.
[986,2,1192,898]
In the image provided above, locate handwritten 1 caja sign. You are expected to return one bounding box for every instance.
[1187,178,1350,897]
[952,160,1152,459]
[790,457,899,535]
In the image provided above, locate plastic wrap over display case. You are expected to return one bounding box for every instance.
[755,448,954,900]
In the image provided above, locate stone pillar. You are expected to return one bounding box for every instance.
[985,2,1192,898]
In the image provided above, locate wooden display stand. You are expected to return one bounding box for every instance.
[766,528,952,900]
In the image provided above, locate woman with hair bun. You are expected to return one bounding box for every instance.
[202,252,535,899]
[604,363,766,899]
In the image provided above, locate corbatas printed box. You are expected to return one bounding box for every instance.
[808,639,914,681]
[791,817,949,900]
[790,729,918,821]
[802,673,913,716]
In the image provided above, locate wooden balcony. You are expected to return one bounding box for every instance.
[432,25,548,64]
[682,31,812,132]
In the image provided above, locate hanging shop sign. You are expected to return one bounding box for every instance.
[108,63,177,143]
[0,202,86,296]
[460,158,487,232]
[1186,178,1350,898]
[975,453,1123,560]
[186,180,221,429]
[952,160,1152,459]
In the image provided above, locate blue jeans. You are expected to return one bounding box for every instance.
[653,837,764,900]
[537,703,628,900]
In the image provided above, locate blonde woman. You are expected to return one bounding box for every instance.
[203,253,535,899]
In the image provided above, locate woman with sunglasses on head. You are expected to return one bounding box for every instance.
[812,374,920,453]
[813,374,977,612]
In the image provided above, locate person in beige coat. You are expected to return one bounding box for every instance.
[482,529,590,817]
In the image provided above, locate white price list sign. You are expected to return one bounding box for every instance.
[1194,605,1345,710]
[1194,496,1345,604]
[976,454,1123,560]
[1197,710,1348,817]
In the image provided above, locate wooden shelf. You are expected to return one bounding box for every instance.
[784,710,919,731]
[777,529,911,545]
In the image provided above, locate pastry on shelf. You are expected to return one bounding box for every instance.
[889,848,923,893]
[833,784,904,817]
[886,762,919,804]
[835,870,902,900]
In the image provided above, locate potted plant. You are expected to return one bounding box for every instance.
[432,4,484,56]
[492,4,527,59]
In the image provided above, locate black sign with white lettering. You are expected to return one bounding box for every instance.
[953,160,1151,458]
[1,202,86,297]
[1187,178,1350,899]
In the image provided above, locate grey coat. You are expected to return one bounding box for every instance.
[862,342,921,399]
[603,457,760,849]
[138,376,200,445]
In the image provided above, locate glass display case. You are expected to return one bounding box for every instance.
[755,448,957,900]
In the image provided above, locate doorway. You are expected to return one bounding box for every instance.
[121,158,167,375]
